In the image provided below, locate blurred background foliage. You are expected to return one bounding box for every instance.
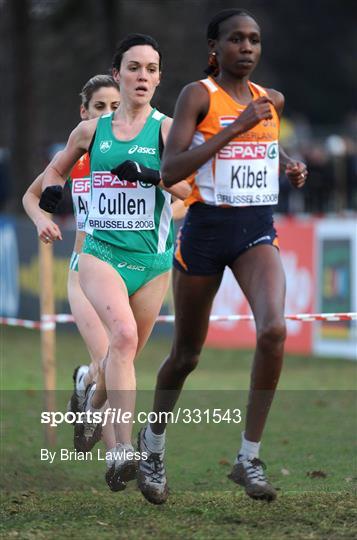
[1,0,356,211]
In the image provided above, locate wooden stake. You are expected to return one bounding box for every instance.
[39,233,56,446]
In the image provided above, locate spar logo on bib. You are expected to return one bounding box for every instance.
[218,142,267,160]
[92,172,137,188]
[72,178,90,193]
[99,140,112,153]
[267,143,278,159]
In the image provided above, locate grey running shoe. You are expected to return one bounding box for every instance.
[73,383,102,452]
[68,365,88,414]
[228,455,277,501]
[105,443,138,492]
[137,427,168,505]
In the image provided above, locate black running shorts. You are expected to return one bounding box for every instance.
[174,203,279,275]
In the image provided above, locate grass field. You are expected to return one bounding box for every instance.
[1,326,357,539]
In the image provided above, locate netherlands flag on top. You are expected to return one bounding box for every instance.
[219,116,236,128]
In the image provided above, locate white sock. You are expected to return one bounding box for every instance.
[144,424,165,453]
[236,432,261,462]
[76,366,89,392]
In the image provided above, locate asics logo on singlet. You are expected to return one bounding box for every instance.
[128,144,156,155]
[99,140,112,153]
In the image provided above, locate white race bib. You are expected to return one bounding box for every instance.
[214,141,279,206]
[71,177,90,230]
[88,171,155,231]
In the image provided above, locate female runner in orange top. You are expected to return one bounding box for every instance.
[132,9,307,505]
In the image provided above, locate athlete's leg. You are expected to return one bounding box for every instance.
[230,244,286,442]
[67,269,115,450]
[79,253,138,445]
[137,268,222,504]
[92,270,170,410]
[151,268,223,434]
[129,271,171,357]
[67,269,108,383]
[85,270,170,466]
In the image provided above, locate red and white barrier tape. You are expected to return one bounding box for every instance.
[157,313,357,323]
[1,312,356,330]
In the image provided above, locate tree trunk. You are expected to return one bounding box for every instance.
[9,0,33,212]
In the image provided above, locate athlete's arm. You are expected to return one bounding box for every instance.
[110,158,192,200]
[162,179,191,200]
[42,119,97,189]
[161,82,274,186]
[171,199,188,221]
[40,120,97,212]
[267,88,307,189]
[159,116,192,200]
[22,168,63,243]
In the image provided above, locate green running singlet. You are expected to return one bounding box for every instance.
[83,109,174,295]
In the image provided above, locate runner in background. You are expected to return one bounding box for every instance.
[23,74,121,451]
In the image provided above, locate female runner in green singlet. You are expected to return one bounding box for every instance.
[40,34,190,491]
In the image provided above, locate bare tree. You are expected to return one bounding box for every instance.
[8,0,34,210]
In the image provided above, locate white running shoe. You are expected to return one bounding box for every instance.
[137,427,168,505]
[105,443,138,492]
[68,365,89,414]
[73,383,103,452]
[228,454,277,501]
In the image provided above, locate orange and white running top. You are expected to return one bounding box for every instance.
[69,152,91,230]
[186,77,280,207]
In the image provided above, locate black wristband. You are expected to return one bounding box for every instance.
[39,185,63,213]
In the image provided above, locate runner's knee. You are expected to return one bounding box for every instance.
[257,319,286,351]
[110,322,138,357]
[169,344,202,375]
